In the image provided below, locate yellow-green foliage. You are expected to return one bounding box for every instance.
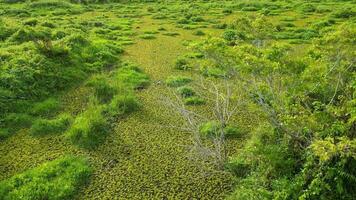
[0,156,92,200]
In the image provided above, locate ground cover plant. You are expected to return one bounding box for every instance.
[0,0,355,199]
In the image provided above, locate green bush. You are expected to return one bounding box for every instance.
[31,98,61,117]
[184,96,205,105]
[177,86,195,98]
[165,76,192,87]
[66,106,109,149]
[30,114,73,136]
[0,156,92,200]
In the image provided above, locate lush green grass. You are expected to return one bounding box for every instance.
[65,105,109,149]
[0,156,92,200]
[30,114,72,136]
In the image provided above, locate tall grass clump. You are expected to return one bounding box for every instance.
[31,98,61,117]
[86,75,116,103]
[66,105,109,149]
[165,75,192,87]
[30,114,73,136]
[0,156,92,200]
[116,64,150,89]
[106,93,140,117]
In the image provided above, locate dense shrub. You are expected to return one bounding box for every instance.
[0,156,92,200]
[66,106,109,149]
[30,114,72,136]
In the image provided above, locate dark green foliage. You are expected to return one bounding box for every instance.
[30,114,73,136]
[3,113,33,129]
[0,156,92,200]
[165,76,192,87]
[66,105,109,149]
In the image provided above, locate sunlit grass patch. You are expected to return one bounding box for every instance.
[66,105,109,149]
[0,156,92,200]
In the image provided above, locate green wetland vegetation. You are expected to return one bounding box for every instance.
[0,0,355,199]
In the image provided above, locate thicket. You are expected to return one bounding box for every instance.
[186,17,356,199]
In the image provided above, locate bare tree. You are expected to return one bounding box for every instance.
[160,79,241,169]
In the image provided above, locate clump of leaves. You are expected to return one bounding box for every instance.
[30,114,73,136]
[0,156,92,200]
